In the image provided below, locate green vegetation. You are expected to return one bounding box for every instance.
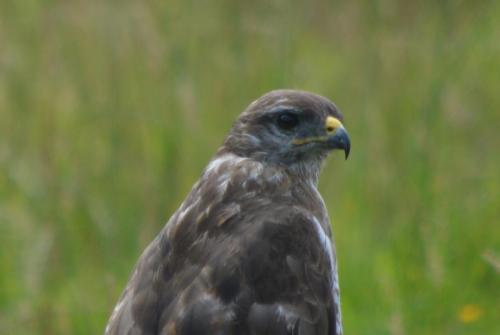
[0,1,498,334]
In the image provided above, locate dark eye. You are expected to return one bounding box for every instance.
[276,112,299,130]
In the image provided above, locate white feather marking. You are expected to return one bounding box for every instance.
[205,153,243,175]
[177,200,198,223]
[311,216,343,335]
[105,298,125,333]
[248,162,264,179]
[275,98,290,104]
[198,291,213,302]
[217,173,231,194]
[276,305,298,331]
[112,299,125,315]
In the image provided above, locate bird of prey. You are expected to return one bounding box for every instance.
[105,89,351,335]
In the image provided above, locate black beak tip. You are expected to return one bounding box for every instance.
[339,128,351,160]
[326,126,351,160]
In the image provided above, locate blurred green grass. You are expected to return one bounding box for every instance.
[0,1,499,334]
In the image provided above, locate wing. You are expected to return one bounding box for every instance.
[238,208,339,335]
[105,234,169,335]
[161,205,338,335]
[105,204,338,335]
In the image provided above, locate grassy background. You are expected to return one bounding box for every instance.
[0,0,498,334]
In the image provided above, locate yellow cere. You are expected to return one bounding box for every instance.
[325,116,343,133]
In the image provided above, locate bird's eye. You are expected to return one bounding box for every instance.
[276,112,299,131]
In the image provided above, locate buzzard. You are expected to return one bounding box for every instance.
[105,90,351,335]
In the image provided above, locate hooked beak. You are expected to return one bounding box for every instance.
[328,126,351,159]
[325,116,351,159]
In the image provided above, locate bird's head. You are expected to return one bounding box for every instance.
[223,90,350,168]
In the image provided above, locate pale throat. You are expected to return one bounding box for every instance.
[286,158,324,187]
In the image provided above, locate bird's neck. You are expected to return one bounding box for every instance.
[210,148,324,194]
[285,159,324,187]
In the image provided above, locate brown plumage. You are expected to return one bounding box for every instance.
[105,89,351,335]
